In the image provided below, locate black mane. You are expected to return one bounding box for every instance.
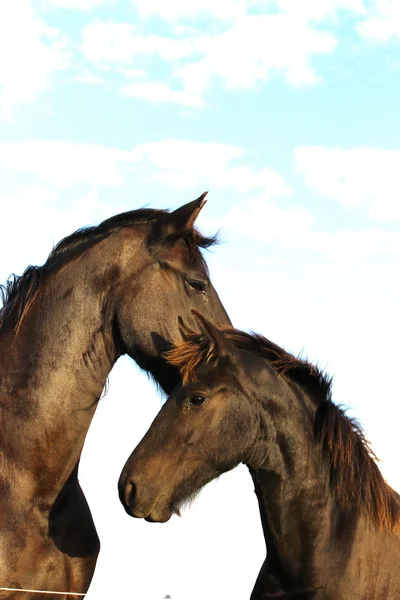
[227,329,333,406]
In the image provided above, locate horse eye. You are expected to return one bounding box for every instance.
[186,279,206,294]
[189,394,206,406]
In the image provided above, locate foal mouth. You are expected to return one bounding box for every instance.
[144,504,173,523]
[134,495,172,523]
[128,491,173,523]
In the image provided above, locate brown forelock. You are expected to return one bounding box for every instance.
[165,325,400,533]
[163,331,219,384]
[0,208,218,333]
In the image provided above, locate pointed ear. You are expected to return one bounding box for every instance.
[177,315,197,341]
[148,192,208,246]
[169,192,208,232]
[191,309,231,360]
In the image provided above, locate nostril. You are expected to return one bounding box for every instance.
[118,475,127,505]
[125,480,136,509]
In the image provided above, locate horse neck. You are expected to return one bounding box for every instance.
[0,240,129,502]
[247,383,331,591]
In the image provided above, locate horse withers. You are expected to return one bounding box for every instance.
[119,312,400,599]
[0,196,230,599]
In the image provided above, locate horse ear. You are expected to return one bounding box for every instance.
[191,309,231,360]
[148,192,208,246]
[169,192,208,232]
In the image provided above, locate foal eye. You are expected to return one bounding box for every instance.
[186,279,207,294]
[189,394,206,407]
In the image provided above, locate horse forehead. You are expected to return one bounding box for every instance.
[164,241,202,268]
[106,226,193,264]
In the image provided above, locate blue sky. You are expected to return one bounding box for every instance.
[1,1,400,599]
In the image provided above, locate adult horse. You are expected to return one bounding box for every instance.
[119,312,400,599]
[0,196,230,599]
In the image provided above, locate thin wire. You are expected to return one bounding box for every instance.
[0,587,85,596]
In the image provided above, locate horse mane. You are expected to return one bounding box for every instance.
[0,208,217,332]
[165,327,400,534]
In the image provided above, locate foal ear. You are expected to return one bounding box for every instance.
[191,309,231,360]
[148,192,208,246]
[177,315,197,341]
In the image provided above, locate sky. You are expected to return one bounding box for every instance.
[0,0,399,598]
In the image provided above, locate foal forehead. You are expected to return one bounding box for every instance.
[193,363,240,388]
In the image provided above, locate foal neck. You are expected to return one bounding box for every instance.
[247,384,331,597]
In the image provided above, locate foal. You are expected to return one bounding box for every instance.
[119,312,400,599]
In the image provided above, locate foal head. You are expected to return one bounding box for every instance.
[118,312,278,521]
[120,312,400,535]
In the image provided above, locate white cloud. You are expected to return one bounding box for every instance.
[81,6,350,105]
[295,146,400,221]
[129,0,246,21]
[274,0,366,22]
[0,138,288,195]
[219,192,400,261]
[73,71,109,85]
[222,193,314,242]
[175,14,337,95]
[297,227,400,259]
[0,141,131,187]
[130,139,290,193]
[82,23,193,63]
[4,140,398,232]
[0,0,69,117]
[129,0,365,23]
[43,0,116,8]
[119,67,148,80]
[131,139,245,173]
[356,0,400,41]
[82,23,136,63]
[121,81,203,106]
[0,0,373,114]
[0,186,113,279]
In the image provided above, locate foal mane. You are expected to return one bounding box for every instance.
[0,208,217,333]
[165,327,400,534]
